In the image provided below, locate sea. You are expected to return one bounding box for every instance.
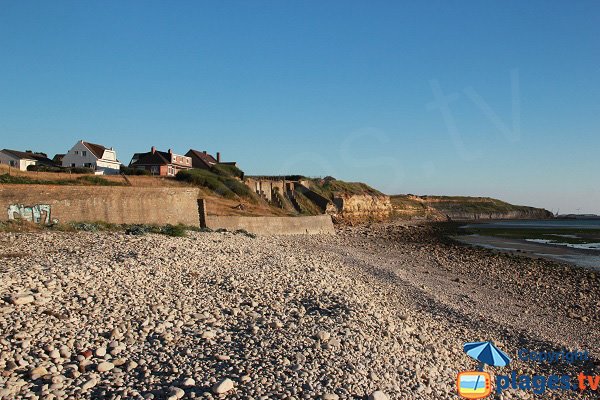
[457,219,600,270]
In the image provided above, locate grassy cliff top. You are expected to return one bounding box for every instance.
[0,173,125,186]
[308,178,384,200]
[391,194,548,214]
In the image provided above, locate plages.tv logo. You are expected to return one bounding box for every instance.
[457,341,511,399]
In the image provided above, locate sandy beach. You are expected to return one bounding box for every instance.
[1,223,598,399]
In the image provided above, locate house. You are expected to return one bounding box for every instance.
[61,140,121,175]
[52,154,65,165]
[129,146,192,176]
[185,149,237,170]
[186,149,219,170]
[0,149,56,171]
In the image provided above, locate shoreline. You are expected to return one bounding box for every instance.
[1,224,598,399]
[332,221,600,357]
[454,233,600,269]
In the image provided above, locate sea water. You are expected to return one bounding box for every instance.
[458,219,600,269]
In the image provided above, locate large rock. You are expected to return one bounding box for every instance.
[368,391,389,400]
[212,378,235,394]
[9,294,35,305]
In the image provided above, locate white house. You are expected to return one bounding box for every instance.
[61,140,121,175]
[0,149,55,171]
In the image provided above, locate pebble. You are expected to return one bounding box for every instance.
[81,378,97,391]
[212,378,235,394]
[30,366,48,380]
[9,294,35,305]
[182,377,195,387]
[202,330,216,339]
[168,387,185,399]
[0,227,591,400]
[97,362,115,372]
[368,391,389,400]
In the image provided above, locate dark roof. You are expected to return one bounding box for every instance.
[186,149,217,165]
[2,149,36,160]
[2,149,56,166]
[82,141,107,159]
[130,150,171,166]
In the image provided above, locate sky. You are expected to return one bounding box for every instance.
[0,1,598,214]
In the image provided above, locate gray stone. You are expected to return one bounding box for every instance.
[212,378,235,394]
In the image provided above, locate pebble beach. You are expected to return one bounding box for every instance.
[1,222,598,399]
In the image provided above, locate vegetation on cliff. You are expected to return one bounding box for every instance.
[308,177,384,201]
[391,194,553,220]
[175,168,255,201]
[0,173,125,186]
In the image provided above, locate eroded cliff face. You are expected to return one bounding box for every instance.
[440,208,553,220]
[329,194,393,224]
[390,195,553,221]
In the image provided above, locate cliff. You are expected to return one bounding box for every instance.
[330,193,393,224]
[303,178,393,224]
[391,195,553,221]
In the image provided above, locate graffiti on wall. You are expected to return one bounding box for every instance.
[7,204,53,224]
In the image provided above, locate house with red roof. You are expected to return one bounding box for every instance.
[61,140,121,174]
[185,149,237,170]
[185,149,219,170]
[129,146,192,176]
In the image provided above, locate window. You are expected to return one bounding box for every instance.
[82,151,87,157]
[9,160,16,167]
[84,163,92,168]
[74,151,79,155]
[71,163,76,167]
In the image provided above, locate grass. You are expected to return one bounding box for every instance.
[308,177,384,200]
[212,164,244,179]
[419,196,536,213]
[0,173,125,186]
[0,220,195,237]
[293,191,323,215]
[176,169,256,201]
[76,176,125,186]
[120,166,152,176]
[124,224,188,237]
[27,165,95,174]
[390,194,551,217]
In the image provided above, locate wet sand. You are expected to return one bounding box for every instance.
[455,234,600,270]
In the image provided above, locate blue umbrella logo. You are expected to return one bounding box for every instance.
[458,341,511,398]
[463,341,511,371]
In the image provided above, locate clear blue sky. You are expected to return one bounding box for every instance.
[1,1,598,213]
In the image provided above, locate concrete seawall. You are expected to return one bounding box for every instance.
[0,185,200,226]
[205,215,335,235]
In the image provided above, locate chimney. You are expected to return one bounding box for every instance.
[26,150,32,153]
[203,151,207,155]
[168,149,172,154]
[151,146,156,154]
[216,152,221,163]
